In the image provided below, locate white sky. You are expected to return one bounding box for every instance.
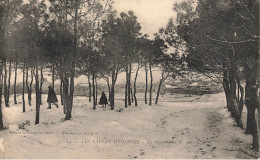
[113,0,181,36]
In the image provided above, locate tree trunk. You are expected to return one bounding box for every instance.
[110,66,117,110]
[1,70,3,86]
[125,64,128,108]
[110,84,115,110]
[63,74,69,114]
[6,61,11,106]
[60,77,63,105]
[245,76,259,151]
[235,76,244,116]
[95,76,98,104]
[65,0,78,120]
[4,59,8,107]
[65,60,75,120]
[106,78,111,103]
[28,68,33,106]
[62,0,68,115]
[244,57,259,151]
[229,68,237,118]
[222,63,243,129]
[0,71,2,85]
[155,79,163,104]
[88,74,91,102]
[128,63,131,106]
[22,63,25,112]
[131,88,133,103]
[35,62,40,124]
[14,59,17,104]
[52,63,55,88]
[26,67,31,106]
[39,65,43,105]
[110,81,115,110]
[59,63,63,105]
[92,73,96,110]
[0,60,4,130]
[223,63,232,112]
[0,80,3,130]
[145,63,148,104]
[26,66,28,102]
[133,64,140,106]
[149,63,153,106]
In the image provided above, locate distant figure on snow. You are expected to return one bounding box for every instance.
[47,86,58,109]
[99,91,108,108]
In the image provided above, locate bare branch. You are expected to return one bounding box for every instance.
[208,48,230,61]
[189,68,223,84]
[238,0,255,19]
[204,34,256,44]
[242,24,260,38]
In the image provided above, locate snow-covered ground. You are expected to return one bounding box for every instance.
[0,92,259,158]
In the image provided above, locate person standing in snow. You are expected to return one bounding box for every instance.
[99,91,108,108]
[47,86,58,109]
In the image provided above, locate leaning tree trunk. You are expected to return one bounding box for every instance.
[0,60,4,130]
[155,79,163,104]
[6,61,11,106]
[4,59,8,107]
[144,63,148,104]
[22,63,25,112]
[13,59,17,104]
[149,63,153,106]
[133,64,140,106]
[88,74,91,102]
[92,73,96,110]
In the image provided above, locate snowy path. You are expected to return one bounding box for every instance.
[0,93,257,158]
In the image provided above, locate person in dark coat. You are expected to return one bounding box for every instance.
[99,91,108,108]
[47,86,58,109]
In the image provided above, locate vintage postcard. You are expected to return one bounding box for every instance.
[0,0,259,159]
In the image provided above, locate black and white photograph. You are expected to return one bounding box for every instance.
[0,0,259,159]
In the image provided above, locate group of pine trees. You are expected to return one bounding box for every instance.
[172,0,260,151]
[0,0,179,129]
